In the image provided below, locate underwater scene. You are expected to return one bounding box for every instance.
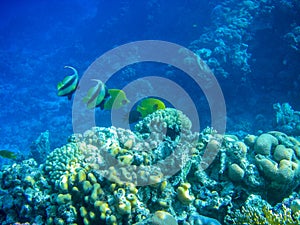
[1,0,300,224]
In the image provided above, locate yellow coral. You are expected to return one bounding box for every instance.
[262,205,300,225]
[117,198,132,215]
[56,193,72,205]
[109,143,120,156]
[77,169,87,183]
[90,183,103,203]
[24,175,35,187]
[123,139,134,149]
[87,172,97,184]
[46,217,53,225]
[118,154,133,165]
[107,215,117,225]
[232,203,300,225]
[158,199,169,208]
[127,182,138,194]
[177,183,195,205]
[126,193,137,206]
[58,174,69,192]
[160,180,168,192]
[94,200,110,220]
[83,217,90,225]
[80,206,88,217]
[56,218,65,225]
[82,180,93,194]
[89,211,96,220]
[149,172,163,185]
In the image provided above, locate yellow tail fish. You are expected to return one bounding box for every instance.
[128,97,166,123]
[102,89,130,110]
[137,97,166,118]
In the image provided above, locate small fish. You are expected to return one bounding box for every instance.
[0,150,17,159]
[57,66,79,100]
[102,89,130,110]
[137,97,166,118]
[83,79,108,109]
[128,97,166,123]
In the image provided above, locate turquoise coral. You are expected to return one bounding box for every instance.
[2,108,300,224]
[226,194,300,224]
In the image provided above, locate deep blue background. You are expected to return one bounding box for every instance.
[0,0,299,162]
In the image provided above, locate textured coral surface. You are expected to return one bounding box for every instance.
[1,108,300,224]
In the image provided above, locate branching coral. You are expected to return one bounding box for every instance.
[227,194,300,225]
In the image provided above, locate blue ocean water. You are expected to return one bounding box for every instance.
[0,0,299,160]
[0,1,300,224]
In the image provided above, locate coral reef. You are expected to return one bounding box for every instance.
[30,130,51,164]
[189,0,300,82]
[1,108,300,224]
[0,159,51,225]
[189,0,274,77]
[273,103,300,135]
[225,193,300,224]
[285,25,300,52]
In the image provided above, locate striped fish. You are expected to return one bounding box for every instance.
[83,79,107,109]
[57,66,79,100]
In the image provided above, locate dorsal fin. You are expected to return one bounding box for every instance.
[64,66,78,78]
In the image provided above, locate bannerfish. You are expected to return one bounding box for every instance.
[83,79,108,109]
[102,89,130,110]
[128,97,166,123]
[0,150,17,160]
[57,66,79,100]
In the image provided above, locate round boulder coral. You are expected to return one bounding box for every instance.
[254,133,278,155]
[228,163,245,182]
[273,145,294,162]
[134,108,192,140]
